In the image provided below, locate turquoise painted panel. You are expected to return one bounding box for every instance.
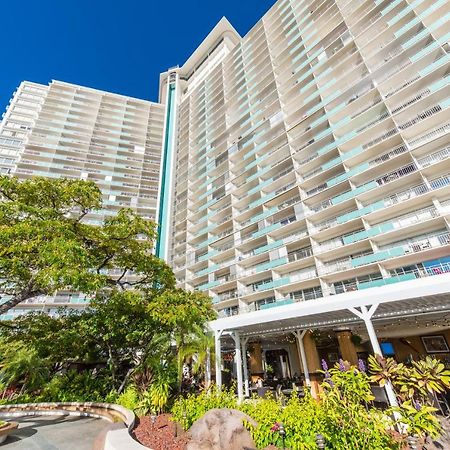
[156,83,177,259]
[248,178,273,196]
[247,166,270,183]
[381,0,403,15]
[322,156,342,171]
[198,250,219,262]
[252,222,282,239]
[198,280,220,290]
[260,298,295,310]
[250,207,278,225]
[256,257,289,272]
[419,53,450,77]
[317,141,337,156]
[337,201,385,224]
[198,198,217,212]
[358,273,416,290]
[196,264,220,277]
[327,163,368,188]
[342,223,394,245]
[430,76,450,93]
[351,246,405,267]
[440,98,450,109]
[342,146,364,160]
[254,240,285,255]
[331,181,377,205]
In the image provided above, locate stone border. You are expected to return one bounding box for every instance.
[0,402,150,450]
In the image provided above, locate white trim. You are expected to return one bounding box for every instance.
[209,273,450,332]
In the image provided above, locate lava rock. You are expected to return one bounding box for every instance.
[187,408,257,450]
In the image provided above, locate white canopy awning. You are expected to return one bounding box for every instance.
[209,273,450,336]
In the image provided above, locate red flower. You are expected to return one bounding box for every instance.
[271,422,280,432]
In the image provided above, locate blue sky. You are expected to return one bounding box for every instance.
[0,0,275,111]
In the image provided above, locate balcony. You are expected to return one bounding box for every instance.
[287,247,313,262]
[417,146,450,168]
[398,104,443,130]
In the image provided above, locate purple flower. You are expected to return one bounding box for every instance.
[321,359,328,371]
[338,359,346,372]
[358,359,366,373]
[271,422,280,432]
[413,399,421,411]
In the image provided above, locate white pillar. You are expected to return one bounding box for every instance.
[293,330,311,386]
[241,337,250,397]
[349,305,398,408]
[205,346,211,389]
[233,332,244,403]
[215,330,223,388]
[363,316,399,407]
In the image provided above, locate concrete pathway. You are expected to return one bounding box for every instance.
[1,414,109,449]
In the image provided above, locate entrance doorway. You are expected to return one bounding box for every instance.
[265,349,291,379]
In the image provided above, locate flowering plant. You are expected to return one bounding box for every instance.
[270,422,281,432]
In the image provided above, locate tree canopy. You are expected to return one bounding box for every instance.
[0,175,175,314]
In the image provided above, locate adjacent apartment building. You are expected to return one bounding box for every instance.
[0,80,165,318]
[2,0,450,394]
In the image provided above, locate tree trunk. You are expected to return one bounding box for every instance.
[0,285,40,315]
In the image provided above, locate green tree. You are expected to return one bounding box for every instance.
[0,288,215,395]
[0,175,175,314]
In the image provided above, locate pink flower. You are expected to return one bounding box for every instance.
[271,422,280,432]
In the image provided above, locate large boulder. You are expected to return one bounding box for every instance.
[187,408,257,450]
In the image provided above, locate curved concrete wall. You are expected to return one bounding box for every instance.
[0,402,151,450]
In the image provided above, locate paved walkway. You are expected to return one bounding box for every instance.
[2,414,109,449]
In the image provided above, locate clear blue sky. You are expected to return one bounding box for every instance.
[0,0,275,112]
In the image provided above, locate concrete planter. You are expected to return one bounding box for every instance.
[0,402,150,449]
[0,421,19,444]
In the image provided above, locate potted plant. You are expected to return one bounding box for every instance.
[0,420,19,444]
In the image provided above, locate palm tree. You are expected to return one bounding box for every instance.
[179,332,215,389]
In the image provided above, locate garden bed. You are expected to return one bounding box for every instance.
[133,414,189,450]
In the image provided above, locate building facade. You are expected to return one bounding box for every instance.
[0,80,165,319]
[155,0,450,399]
[161,0,450,317]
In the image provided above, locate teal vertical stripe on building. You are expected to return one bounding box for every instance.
[156,83,176,259]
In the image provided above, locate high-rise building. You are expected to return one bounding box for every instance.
[161,2,450,312]
[155,0,450,397]
[0,80,165,318]
[2,0,450,395]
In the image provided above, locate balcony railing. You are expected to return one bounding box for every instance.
[409,123,450,148]
[417,146,450,168]
[399,104,443,130]
[374,162,417,186]
[288,247,313,262]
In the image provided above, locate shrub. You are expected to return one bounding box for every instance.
[171,385,237,429]
[38,370,113,402]
[115,385,139,411]
[241,393,324,450]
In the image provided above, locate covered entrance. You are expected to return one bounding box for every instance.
[210,273,450,404]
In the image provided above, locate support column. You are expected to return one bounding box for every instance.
[232,332,244,403]
[241,337,250,398]
[335,329,358,365]
[214,330,223,388]
[249,342,264,381]
[349,305,398,407]
[303,331,321,373]
[205,346,211,389]
[293,330,311,386]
